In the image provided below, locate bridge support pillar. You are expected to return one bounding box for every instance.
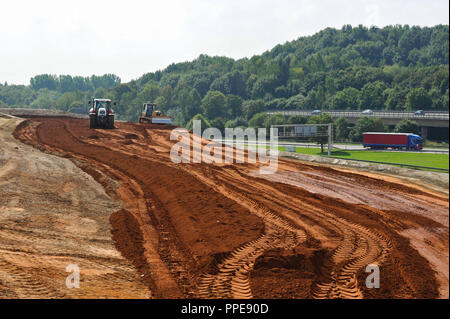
[421,126,428,139]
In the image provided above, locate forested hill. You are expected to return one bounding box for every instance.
[1,24,449,129]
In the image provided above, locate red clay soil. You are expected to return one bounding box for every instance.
[14,117,449,299]
[109,209,158,295]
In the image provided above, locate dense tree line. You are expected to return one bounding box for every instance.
[29,74,121,93]
[0,74,121,110]
[1,24,448,135]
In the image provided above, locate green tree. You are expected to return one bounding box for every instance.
[287,115,308,124]
[68,101,84,112]
[335,117,349,141]
[384,87,407,110]
[0,85,35,107]
[248,112,268,128]
[225,117,248,128]
[331,88,360,109]
[285,94,307,109]
[185,113,211,132]
[359,81,387,110]
[394,119,420,135]
[325,76,337,97]
[94,87,109,98]
[30,74,58,91]
[243,99,265,120]
[443,89,449,110]
[59,75,74,93]
[30,89,60,109]
[201,90,227,120]
[316,85,326,107]
[226,94,243,118]
[349,117,385,142]
[263,113,286,131]
[56,92,78,111]
[179,88,202,120]
[138,83,160,103]
[406,88,432,110]
[210,117,226,134]
[307,113,333,152]
[154,96,168,112]
[429,88,444,109]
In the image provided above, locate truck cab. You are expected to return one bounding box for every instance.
[408,134,423,150]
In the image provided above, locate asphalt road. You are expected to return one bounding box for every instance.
[213,139,449,154]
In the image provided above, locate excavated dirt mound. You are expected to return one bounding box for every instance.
[13,117,449,299]
[0,117,150,298]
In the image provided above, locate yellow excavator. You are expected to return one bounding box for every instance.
[138,102,172,125]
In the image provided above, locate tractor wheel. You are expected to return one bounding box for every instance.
[109,116,115,129]
[89,116,95,129]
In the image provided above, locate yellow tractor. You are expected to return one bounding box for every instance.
[138,102,172,125]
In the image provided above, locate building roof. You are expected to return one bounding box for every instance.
[363,132,414,135]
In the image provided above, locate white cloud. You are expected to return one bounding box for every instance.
[0,0,448,85]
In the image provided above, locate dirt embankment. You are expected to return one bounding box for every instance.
[0,108,88,119]
[12,117,449,299]
[14,118,263,298]
[0,116,150,298]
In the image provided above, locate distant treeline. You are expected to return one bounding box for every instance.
[0,74,120,112]
[29,74,121,92]
[1,24,448,135]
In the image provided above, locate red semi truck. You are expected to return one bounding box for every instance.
[363,132,423,150]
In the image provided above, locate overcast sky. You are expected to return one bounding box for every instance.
[1,0,448,85]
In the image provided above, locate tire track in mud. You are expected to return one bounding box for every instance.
[60,122,256,298]
[20,118,306,299]
[198,196,305,298]
[89,126,307,299]
[59,124,185,298]
[187,165,392,299]
[0,258,62,298]
[311,222,392,299]
[245,172,393,299]
[16,119,183,298]
[197,204,305,299]
[180,165,305,298]
[16,118,265,298]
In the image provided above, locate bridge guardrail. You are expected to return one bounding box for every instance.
[266,110,449,120]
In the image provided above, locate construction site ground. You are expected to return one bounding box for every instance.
[0,114,448,299]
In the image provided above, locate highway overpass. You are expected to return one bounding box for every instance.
[267,110,449,139]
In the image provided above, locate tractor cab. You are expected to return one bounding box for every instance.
[88,98,115,129]
[93,99,112,112]
[90,99,115,114]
